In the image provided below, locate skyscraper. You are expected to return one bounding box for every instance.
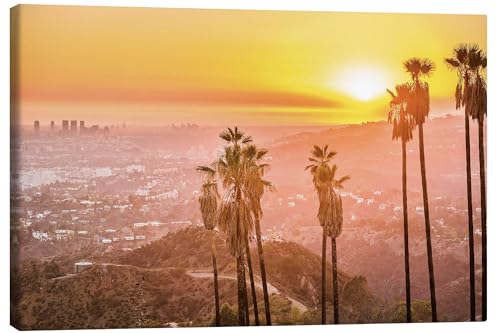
[50,121,55,131]
[62,120,69,132]
[79,121,85,134]
[70,120,77,134]
[34,120,40,135]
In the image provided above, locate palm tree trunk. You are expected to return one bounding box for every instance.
[243,263,250,326]
[211,230,221,326]
[402,138,412,323]
[236,190,248,326]
[321,226,327,324]
[478,117,487,321]
[417,123,438,321]
[236,254,247,325]
[246,238,260,325]
[464,113,476,321]
[331,237,340,324]
[254,217,272,325]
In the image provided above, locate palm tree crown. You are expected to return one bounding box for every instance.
[319,164,349,239]
[445,44,486,116]
[198,179,219,231]
[387,83,415,143]
[403,57,435,124]
[403,57,435,81]
[306,146,349,236]
[305,145,337,192]
[467,48,487,122]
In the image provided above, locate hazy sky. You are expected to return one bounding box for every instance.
[11,5,486,126]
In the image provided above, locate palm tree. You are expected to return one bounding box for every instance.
[323,164,350,324]
[445,44,477,321]
[466,47,487,320]
[198,178,221,326]
[306,145,337,324]
[403,57,438,321]
[197,127,254,325]
[242,144,274,325]
[387,83,415,322]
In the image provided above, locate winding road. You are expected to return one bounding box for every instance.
[186,270,308,312]
[53,263,308,312]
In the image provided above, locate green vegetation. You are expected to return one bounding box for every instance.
[391,300,432,323]
[217,303,239,326]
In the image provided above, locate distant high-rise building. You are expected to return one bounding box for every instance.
[70,120,77,133]
[50,121,55,131]
[80,121,85,134]
[34,121,40,135]
[62,120,69,132]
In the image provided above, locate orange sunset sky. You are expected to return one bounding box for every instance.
[11,5,486,126]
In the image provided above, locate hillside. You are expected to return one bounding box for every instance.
[119,227,374,312]
[12,227,384,329]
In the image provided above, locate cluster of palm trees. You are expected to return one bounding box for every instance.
[387,45,487,322]
[197,127,273,326]
[198,129,352,326]
[306,145,350,324]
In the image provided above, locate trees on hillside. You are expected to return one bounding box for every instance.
[306,145,349,324]
[197,127,272,325]
[467,48,487,321]
[243,144,274,325]
[446,44,487,320]
[403,57,438,321]
[387,83,415,322]
[198,178,221,326]
[445,44,477,321]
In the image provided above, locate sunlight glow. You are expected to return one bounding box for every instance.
[334,66,391,101]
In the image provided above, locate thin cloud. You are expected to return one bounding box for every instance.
[21,87,343,109]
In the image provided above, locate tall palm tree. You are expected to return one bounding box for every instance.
[322,164,350,324]
[198,179,221,326]
[387,83,415,322]
[403,57,438,321]
[198,127,254,325]
[466,47,487,320]
[306,145,337,324]
[243,144,274,325]
[445,44,477,321]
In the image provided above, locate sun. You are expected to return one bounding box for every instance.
[333,66,390,101]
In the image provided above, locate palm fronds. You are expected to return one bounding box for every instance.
[306,146,349,237]
[387,83,415,142]
[199,179,219,230]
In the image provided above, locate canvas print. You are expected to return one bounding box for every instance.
[10,5,487,329]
